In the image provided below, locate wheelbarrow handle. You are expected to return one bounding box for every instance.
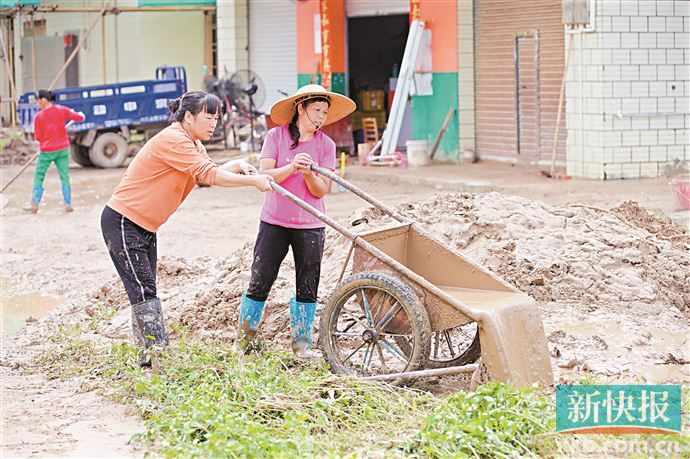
[310,164,408,224]
[269,181,358,241]
[270,177,480,321]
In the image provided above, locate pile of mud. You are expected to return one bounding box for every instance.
[90,193,690,348]
[1,136,38,166]
[394,194,689,311]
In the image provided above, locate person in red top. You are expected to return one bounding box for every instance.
[24,89,85,213]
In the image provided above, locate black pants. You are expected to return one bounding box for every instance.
[100,206,157,305]
[247,221,325,304]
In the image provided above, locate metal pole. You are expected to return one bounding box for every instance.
[114,4,119,81]
[101,0,107,84]
[361,364,479,382]
[12,12,22,124]
[1,6,216,13]
[382,20,424,157]
[311,164,407,223]
[30,14,38,93]
[269,181,479,319]
[428,108,455,160]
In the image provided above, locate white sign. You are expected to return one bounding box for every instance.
[314,13,322,54]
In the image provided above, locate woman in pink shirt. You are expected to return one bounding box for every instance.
[235,85,355,359]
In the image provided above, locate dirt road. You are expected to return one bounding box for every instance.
[1,155,688,457]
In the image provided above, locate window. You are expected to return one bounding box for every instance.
[153,82,177,93]
[121,85,146,94]
[90,89,114,98]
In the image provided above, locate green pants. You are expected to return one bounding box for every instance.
[32,147,71,205]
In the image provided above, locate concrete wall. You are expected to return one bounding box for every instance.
[566,0,690,179]
[43,0,139,87]
[40,0,204,91]
[216,0,248,78]
[139,12,206,89]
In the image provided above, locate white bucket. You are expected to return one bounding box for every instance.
[406,139,430,166]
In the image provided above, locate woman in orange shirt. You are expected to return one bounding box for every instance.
[101,91,273,366]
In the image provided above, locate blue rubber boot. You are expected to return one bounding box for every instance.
[233,293,265,353]
[22,187,43,213]
[289,298,320,361]
[62,185,74,212]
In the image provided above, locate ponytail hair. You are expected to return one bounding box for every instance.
[288,111,300,149]
[168,90,221,123]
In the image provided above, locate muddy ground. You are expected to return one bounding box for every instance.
[1,151,689,458]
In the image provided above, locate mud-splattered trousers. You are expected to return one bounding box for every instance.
[100,205,168,353]
[246,221,326,304]
[100,205,157,304]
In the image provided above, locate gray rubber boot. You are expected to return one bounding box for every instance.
[131,297,169,367]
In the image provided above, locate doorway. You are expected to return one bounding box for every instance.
[347,14,408,147]
[515,32,540,159]
[63,32,79,87]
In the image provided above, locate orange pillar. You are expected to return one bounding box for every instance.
[296,0,346,94]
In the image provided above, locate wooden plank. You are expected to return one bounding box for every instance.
[429,108,455,160]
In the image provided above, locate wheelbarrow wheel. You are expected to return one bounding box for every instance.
[395,323,481,369]
[320,272,431,386]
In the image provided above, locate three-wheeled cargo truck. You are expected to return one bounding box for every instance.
[17,65,187,168]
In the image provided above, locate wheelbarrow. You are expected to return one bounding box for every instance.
[270,165,554,388]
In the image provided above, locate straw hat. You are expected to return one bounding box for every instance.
[270,84,356,126]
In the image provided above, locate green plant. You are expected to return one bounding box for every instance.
[39,330,684,458]
[402,381,557,458]
[87,303,117,330]
[36,333,436,457]
[0,129,22,149]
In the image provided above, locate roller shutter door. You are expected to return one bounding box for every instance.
[475,0,566,163]
[346,0,409,18]
[249,1,297,112]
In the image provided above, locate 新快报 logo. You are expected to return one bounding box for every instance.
[556,385,682,434]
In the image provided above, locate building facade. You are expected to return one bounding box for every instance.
[564,0,689,179]
[4,0,689,179]
[218,0,688,179]
[1,0,211,124]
